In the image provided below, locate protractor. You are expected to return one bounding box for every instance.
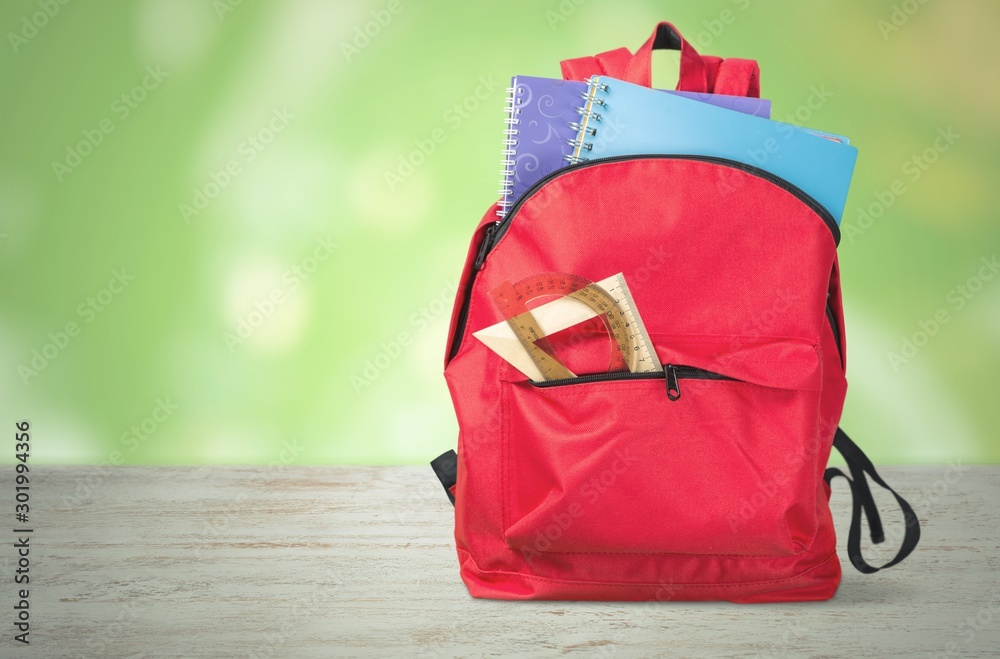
[488,272,637,379]
[489,280,577,381]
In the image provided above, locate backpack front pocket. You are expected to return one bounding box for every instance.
[501,337,823,557]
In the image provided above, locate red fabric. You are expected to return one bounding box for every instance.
[561,21,760,97]
[560,47,633,82]
[715,58,762,98]
[443,158,847,602]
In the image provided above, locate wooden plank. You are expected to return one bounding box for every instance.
[2,465,997,657]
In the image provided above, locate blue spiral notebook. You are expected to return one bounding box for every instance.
[568,76,858,223]
[498,75,772,218]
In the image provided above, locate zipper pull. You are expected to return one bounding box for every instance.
[473,223,497,271]
[665,364,681,401]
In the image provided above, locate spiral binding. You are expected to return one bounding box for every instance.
[497,85,522,218]
[564,76,608,165]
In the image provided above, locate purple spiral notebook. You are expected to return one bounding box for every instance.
[498,75,773,217]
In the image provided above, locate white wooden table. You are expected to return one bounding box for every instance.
[5,465,998,657]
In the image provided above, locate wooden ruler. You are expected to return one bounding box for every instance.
[475,272,661,381]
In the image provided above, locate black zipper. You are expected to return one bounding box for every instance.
[530,363,738,401]
[473,223,496,271]
[447,224,495,362]
[447,154,841,363]
[488,154,841,252]
[826,303,843,367]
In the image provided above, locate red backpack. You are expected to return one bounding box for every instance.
[432,22,920,602]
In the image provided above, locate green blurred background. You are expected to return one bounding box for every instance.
[0,0,997,465]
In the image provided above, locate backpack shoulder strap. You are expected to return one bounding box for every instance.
[560,46,634,82]
[825,427,921,573]
[431,450,458,505]
[713,57,761,97]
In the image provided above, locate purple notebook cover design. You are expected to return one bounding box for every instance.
[498,75,772,217]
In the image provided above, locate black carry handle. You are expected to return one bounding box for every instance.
[825,427,921,573]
